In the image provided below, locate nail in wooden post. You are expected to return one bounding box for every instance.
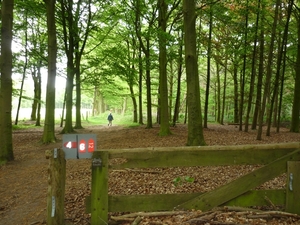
[45,148,66,225]
[91,151,108,225]
[286,161,300,215]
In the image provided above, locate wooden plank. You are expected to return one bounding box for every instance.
[90,151,108,225]
[85,189,285,213]
[176,149,300,212]
[286,161,300,215]
[222,189,285,207]
[45,148,66,225]
[109,193,199,212]
[85,193,199,213]
[93,143,300,169]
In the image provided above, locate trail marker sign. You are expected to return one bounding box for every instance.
[62,134,97,159]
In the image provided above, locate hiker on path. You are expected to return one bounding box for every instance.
[107,112,113,126]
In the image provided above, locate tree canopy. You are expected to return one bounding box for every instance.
[1,0,300,162]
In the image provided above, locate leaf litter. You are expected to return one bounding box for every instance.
[0,124,300,224]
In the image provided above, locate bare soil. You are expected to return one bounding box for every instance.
[1,123,300,225]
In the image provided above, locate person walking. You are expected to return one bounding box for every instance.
[107,112,113,126]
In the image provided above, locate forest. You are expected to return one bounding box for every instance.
[1,0,300,163]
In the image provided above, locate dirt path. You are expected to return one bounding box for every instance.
[1,124,300,225]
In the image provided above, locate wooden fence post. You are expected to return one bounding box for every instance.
[91,151,108,225]
[286,161,300,215]
[45,148,66,225]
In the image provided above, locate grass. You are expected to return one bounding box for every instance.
[85,113,140,128]
[12,113,141,130]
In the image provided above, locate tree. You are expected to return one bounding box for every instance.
[252,1,265,130]
[42,0,57,143]
[0,0,14,163]
[290,3,300,133]
[238,0,249,131]
[266,0,293,136]
[58,0,92,132]
[58,0,77,133]
[183,0,205,146]
[14,11,28,126]
[158,0,171,136]
[172,28,184,127]
[245,0,261,132]
[134,0,157,129]
[257,0,280,140]
[203,4,213,128]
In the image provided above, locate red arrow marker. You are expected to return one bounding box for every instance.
[64,141,77,149]
[88,138,95,152]
[79,139,86,153]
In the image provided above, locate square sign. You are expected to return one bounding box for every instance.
[62,134,97,159]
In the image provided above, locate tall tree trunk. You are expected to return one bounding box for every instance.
[60,0,75,133]
[290,5,300,133]
[63,60,75,133]
[276,41,287,132]
[216,61,221,123]
[60,85,67,127]
[245,0,260,132]
[129,84,138,122]
[135,0,153,128]
[0,0,14,162]
[74,25,82,129]
[43,0,57,143]
[266,0,293,136]
[31,66,38,121]
[172,29,183,127]
[35,66,42,127]
[252,12,265,130]
[15,12,28,125]
[35,64,42,126]
[239,0,249,131]
[74,63,83,129]
[220,52,228,125]
[257,0,280,140]
[169,61,174,120]
[158,0,171,136]
[184,0,206,146]
[74,0,91,129]
[138,46,144,124]
[145,43,153,128]
[233,62,239,123]
[204,7,212,128]
[127,39,138,123]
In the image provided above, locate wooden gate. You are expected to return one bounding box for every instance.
[86,142,300,225]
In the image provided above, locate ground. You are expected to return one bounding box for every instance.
[1,123,300,225]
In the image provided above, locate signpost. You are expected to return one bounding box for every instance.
[62,134,97,159]
[47,134,98,224]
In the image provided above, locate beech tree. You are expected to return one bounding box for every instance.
[266,0,293,136]
[184,0,206,146]
[134,0,157,129]
[42,0,57,143]
[290,3,300,133]
[0,0,14,162]
[158,0,171,136]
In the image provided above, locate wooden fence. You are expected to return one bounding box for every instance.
[46,142,300,225]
